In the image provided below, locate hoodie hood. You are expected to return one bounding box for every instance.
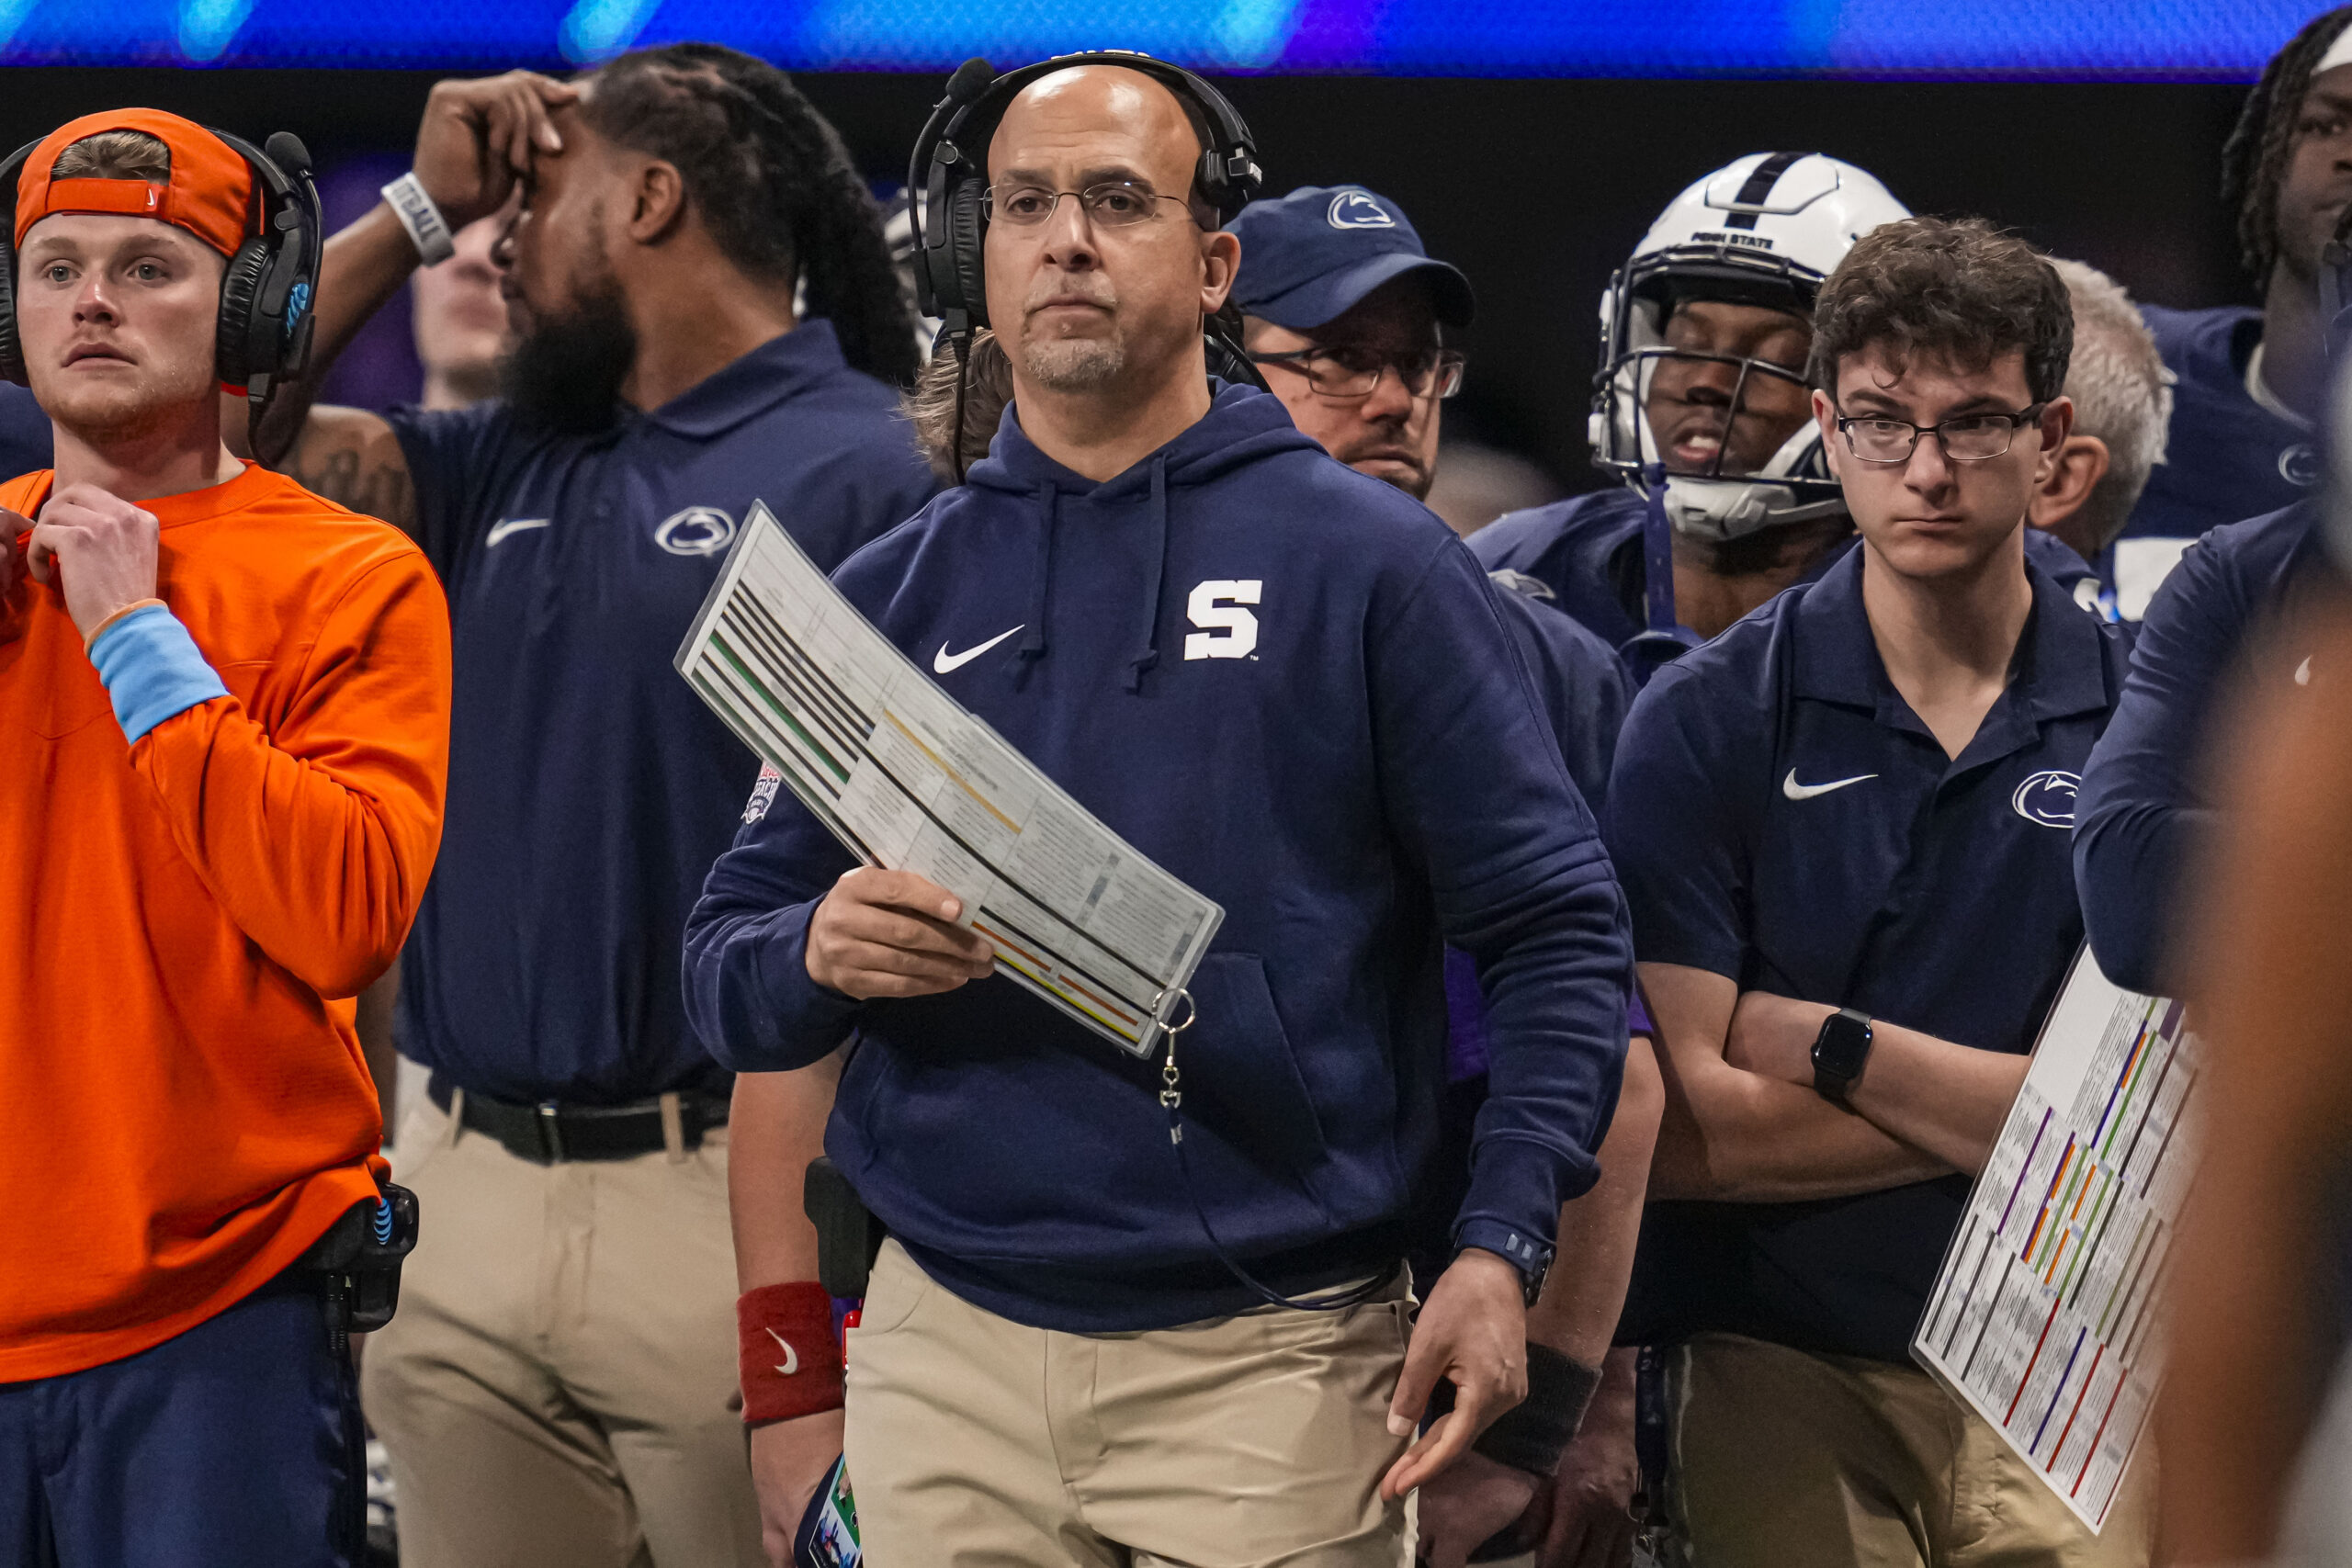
[963,381,1325,689]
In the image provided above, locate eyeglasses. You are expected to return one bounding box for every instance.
[982,181,1200,229]
[1836,404,2048,464]
[1247,344,1467,401]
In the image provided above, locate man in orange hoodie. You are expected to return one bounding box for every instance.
[0,110,449,1566]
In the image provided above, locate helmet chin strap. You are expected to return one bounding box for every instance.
[1652,415,1846,544]
[1620,461,1708,682]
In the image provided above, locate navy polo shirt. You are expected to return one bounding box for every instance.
[0,384,53,480]
[2119,307,2314,547]
[389,321,935,1105]
[1606,544,2130,1363]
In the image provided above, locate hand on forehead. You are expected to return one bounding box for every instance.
[987,67,1200,198]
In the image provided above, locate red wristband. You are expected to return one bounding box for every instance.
[739,1282,845,1425]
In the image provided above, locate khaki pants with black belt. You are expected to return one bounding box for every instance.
[1664,1333,2154,1568]
[361,1094,764,1568]
[843,1238,1418,1567]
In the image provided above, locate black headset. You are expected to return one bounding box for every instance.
[907,50,1266,388]
[0,127,322,410]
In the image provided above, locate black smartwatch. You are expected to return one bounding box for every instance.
[1810,1008,1874,1103]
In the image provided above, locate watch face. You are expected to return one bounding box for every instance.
[1815,1011,1871,1079]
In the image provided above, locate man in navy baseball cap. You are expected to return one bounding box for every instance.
[1231,185,1474,500]
[1236,185,1663,1568]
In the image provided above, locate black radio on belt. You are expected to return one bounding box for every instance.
[804,1156,886,1300]
[303,1180,420,1348]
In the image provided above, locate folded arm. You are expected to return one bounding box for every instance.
[1718,988,2027,1175]
[1643,962,1952,1201]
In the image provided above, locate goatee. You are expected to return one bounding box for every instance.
[501,285,635,435]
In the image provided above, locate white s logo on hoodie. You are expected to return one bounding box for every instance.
[1184,580,1261,660]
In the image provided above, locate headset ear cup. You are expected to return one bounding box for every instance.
[947,176,989,330]
[0,240,23,389]
[214,239,270,387]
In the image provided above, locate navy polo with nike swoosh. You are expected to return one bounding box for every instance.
[387,321,935,1105]
[1605,544,2131,1362]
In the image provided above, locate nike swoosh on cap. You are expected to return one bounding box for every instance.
[1782,769,1878,801]
[933,625,1023,675]
[487,517,550,547]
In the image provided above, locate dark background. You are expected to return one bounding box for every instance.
[0,68,2259,490]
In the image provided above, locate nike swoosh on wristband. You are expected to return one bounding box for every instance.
[1782,769,1878,801]
[933,625,1023,675]
[765,1326,799,1377]
[487,517,550,547]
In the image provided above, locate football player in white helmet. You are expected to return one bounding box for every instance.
[1474,153,1908,669]
[1476,152,2109,682]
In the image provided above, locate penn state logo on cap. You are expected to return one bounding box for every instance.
[655,505,737,558]
[2010,770,2080,829]
[1327,189,1396,230]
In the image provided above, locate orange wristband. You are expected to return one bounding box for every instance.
[84,597,166,651]
[738,1282,844,1425]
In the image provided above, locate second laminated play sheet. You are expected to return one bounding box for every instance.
[1913,948,2202,1532]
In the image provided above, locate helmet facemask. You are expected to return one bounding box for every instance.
[1587,152,1912,545]
[1591,249,1844,543]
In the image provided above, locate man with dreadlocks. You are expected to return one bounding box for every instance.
[2105,5,2352,616]
[249,47,935,1568]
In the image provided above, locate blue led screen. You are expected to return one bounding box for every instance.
[0,0,2323,77]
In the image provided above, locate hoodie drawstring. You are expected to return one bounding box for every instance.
[1125,453,1171,694]
[1017,481,1057,669]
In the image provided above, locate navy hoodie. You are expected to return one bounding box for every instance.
[684,383,1632,1333]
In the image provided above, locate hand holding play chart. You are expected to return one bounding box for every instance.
[676,503,1222,1059]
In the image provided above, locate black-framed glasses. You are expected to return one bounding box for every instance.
[982,181,1200,229]
[1247,344,1467,401]
[1836,403,2048,464]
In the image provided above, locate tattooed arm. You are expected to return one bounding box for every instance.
[280,408,420,537]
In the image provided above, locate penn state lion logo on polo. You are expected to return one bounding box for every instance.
[655,504,738,558]
[2010,770,2081,829]
[1327,190,1395,230]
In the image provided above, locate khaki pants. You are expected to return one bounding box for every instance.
[1665,1333,2154,1568]
[361,1095,763,1568]
[843,1239,1417,1567]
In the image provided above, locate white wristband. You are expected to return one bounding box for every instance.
[381,173,457,266]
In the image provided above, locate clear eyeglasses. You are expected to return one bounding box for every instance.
[1836,403,2047,464]
[1246,344,1468,401]
[982,181,1199,229]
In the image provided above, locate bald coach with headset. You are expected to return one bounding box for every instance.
[688,51,1633,1567]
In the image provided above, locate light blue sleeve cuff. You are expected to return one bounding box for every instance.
[86,603,231,746]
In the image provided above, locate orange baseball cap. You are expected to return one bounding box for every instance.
[14,108,254,257]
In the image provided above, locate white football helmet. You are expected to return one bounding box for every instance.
[1589,152,1910,542]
